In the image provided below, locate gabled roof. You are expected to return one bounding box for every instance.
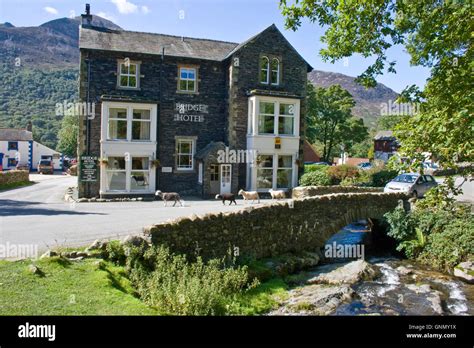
[79,26,238,61]
[79,23,312,70]
[0,128,33,141]
[195,141,226,160]
[224,24,313,71]
[374,130,396,141]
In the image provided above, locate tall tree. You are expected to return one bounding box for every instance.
[57,113,79,158]
[306,83,367,162]
[281,0,473,197]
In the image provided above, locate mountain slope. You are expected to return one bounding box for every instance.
[0,16,397,149]
[308,70,398,128]
[0,16,121,68]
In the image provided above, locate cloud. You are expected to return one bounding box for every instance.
[97,12,117,22]
[69,10,76,19]
[111,0,138,14]
[44,6,58,15]
[141,5,150,14]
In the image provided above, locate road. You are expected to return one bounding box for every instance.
[1,174,472,258]
[0,174,257,257]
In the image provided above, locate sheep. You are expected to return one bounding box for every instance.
[238,189,260,204]
[155,190,183,207]
[269,189,286,200]
[215,193,237,205]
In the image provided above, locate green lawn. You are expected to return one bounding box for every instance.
[0,257,158,315]
[0,255,289,315]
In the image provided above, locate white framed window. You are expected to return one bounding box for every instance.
[178,67,197,92]
[105,156,127,191]
[271,58,280,85]
[130,157,150,191]
[175,137,196,171]
[256,155,273,189]
[258,101,275,134]
[278,103,295,135]
[260,56,269,84]
[255,100,297,136]
[108,108,128,140]
[255,154,294,190]
[277,155,293,189]
[117,60,140,89]
[105,104,155,142]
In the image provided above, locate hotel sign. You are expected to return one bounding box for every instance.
[80,155,98,182]
[174,103,208,122]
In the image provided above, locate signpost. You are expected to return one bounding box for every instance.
[80,155,98,182]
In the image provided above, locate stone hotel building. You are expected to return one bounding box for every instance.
[78,8,311,198]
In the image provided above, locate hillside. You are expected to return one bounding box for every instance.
[0,16,398,150]
[308,70,398,128]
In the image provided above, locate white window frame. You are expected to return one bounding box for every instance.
[105,155,152,193]
[260,56,270,84]
[175,136,196,171]
[117,60,140,89]
[130,156,151,192]
[270,58,280,85]
[255,154,295,191]
[252,98,299,136]
[178,67,197,93]
[103,103,156,143]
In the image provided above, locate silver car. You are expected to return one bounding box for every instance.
[384,173,438,198]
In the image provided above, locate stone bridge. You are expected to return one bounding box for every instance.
[144,190,408,260]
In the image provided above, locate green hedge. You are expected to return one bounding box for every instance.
[299,170,332,186]
[0,170,29,186]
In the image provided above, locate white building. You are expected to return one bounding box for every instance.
[0,128,63,171]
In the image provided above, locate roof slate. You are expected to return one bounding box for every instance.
[79,26,239,61]
[0,128,33,141]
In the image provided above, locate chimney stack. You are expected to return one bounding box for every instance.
[81,4,93,27]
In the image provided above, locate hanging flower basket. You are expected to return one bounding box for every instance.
[151,159,161,167]
[99,158,108,165]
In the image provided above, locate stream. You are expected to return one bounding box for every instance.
[271,221,473,316]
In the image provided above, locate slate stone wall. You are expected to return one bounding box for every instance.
[144,192,407,260]
[292,186,383,199]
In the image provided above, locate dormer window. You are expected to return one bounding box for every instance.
[271,58,280,85]
[260,56,269,84]
[118,60,140,89]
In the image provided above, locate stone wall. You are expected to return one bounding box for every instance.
[292,186,383,199]
[0,170,29,186]
[144,192,407,260]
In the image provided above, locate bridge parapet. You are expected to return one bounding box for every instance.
[144,192,408,260]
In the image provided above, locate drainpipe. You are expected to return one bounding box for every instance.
[85,56,91,197]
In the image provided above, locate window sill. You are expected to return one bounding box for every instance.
[176,90,199,95]
[116,86,141,91]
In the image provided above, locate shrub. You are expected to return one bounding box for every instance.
[384,205,474,270]
[327,164,359,184]
[105,241,127,265]
[304,164,328,173]
[128,246,255,315]
[299,170,332,186]
[370,169,398,187]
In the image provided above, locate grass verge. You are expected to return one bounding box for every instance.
[0,180,34,192]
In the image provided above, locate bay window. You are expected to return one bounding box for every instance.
[256,155,273,189]
[255,100,297,136]
[106,105,154,142]
[130,157,149,191]
[106,156,127,191]
[277,155,293,188]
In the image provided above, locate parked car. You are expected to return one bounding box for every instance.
[357,162,373,170]
[38,160,54,174]
[384,173,438,198]
[305,161,332,166]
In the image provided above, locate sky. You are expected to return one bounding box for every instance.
[0,0,432,93]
